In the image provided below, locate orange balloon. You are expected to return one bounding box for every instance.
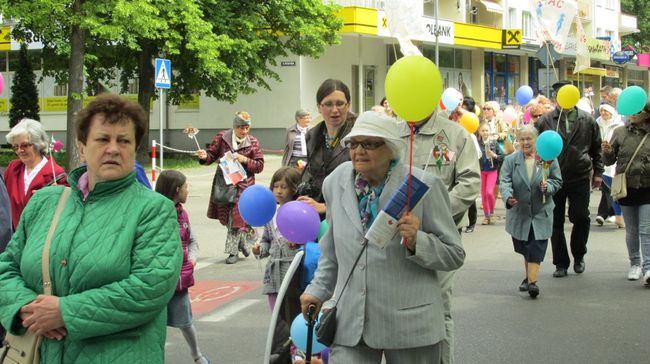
[460,112,479,134]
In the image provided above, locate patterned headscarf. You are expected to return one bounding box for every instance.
[354,160,397,230]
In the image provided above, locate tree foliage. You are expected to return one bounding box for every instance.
[0,0,342,163]
[620,0,650,52]
[8,43,40,127]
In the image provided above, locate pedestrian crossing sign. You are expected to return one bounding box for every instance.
[155,58,171,89]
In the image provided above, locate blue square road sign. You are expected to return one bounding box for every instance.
[155,58,171,89]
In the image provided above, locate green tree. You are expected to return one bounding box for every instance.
[8,43,40,127]
[620,0,650,52]
[1,0,342,165]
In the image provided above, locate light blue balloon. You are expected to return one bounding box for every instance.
[290,313,328,353]
[617,86,648,116]
[441,88,461,110]
[536,130,563,161]
[516,85,534,105]
[238,185,276,227]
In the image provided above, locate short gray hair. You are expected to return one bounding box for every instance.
[6,118,50,155]
[294,109,310,121]
[518,124,539,140]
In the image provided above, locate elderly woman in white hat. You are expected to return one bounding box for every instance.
[300,111,464,363]
[595,103,625,228]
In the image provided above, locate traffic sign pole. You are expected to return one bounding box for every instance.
[154,58,171,172]
[159,87,164,171]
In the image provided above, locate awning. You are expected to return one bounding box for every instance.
[480,0,504,14]
[575,67,607,77]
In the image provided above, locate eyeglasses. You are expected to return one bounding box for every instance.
[482,107,493,111]
[11,143,34,151]
[531,114,543,119]
[344,140,385,150]
[320,101,348,110]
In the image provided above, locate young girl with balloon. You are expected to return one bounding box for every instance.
[253,166,327,363]
[478,122,504,225]
[253,166,303,308]
[155,170,211,364]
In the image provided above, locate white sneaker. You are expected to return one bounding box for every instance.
[606,216,616,223]
[628,265,642,280]
[595,216,605,226]
[645,271,650,287]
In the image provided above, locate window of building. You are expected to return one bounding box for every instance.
[627,69,646,87]
[485,52,521,106]
[0,52,7,72]
[522,11,535,38]
[54,83,67,97]
[127,79,139,94]
[8,49,42,71]
[508,8,517,28]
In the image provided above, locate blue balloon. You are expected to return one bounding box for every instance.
[617,86,648,116]
[238,185,276,227]
[516,85,534,105]
[290,313,328,353]
[536,130,563,161]
[441,88,461,111]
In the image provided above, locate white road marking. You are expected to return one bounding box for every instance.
[198,299,260,322]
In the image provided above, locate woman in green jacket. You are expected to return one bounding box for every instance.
[0,94,182,363]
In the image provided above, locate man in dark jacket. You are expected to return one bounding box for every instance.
[536,80,604,278]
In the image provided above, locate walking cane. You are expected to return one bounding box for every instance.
[305,304,316,364]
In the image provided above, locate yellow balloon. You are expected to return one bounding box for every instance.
[460,112,479,134]
[385,56,443,122]
[556,84,580,109]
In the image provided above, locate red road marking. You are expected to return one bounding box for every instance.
[189,280,261,316]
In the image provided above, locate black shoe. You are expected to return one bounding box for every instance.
[553,267,568,277]
[574,259,585,274]
[465,225,475,233]
[225,254,238,264]
[240,244,250,258]
[528,282,540,298]
[519,278,529,292]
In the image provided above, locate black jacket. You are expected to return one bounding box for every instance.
[301,113,356,203]
[536,107,604,184]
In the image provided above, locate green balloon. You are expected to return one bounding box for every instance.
[318,220,329,241]
[617,86,648,116]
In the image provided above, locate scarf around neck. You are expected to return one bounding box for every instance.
[354,160,397,230]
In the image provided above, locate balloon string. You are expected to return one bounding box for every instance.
[405,123,414,251]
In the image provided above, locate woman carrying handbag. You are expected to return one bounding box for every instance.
[602,101,650,284]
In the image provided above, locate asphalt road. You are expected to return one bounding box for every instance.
[163,155,648,364]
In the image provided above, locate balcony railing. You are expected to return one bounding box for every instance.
[620,13,639,35]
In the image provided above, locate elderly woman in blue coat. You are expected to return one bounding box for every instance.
[499,124,562,298]
[300,111,464,363]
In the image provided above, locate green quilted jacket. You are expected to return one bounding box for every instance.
[0,166,182,363]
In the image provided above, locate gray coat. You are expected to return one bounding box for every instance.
[397,113,480,226]
[499,151,563,241]
[304,161,464,349]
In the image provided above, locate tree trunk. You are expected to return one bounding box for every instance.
[137,40,155,162]
[65,0,85,171]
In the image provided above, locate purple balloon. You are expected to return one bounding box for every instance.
[276,201,320,244]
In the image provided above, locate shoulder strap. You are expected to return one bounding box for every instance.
[46,172,67,187]
[42,187,71,296]
[623,133,649,174]
[334,240,367,304]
